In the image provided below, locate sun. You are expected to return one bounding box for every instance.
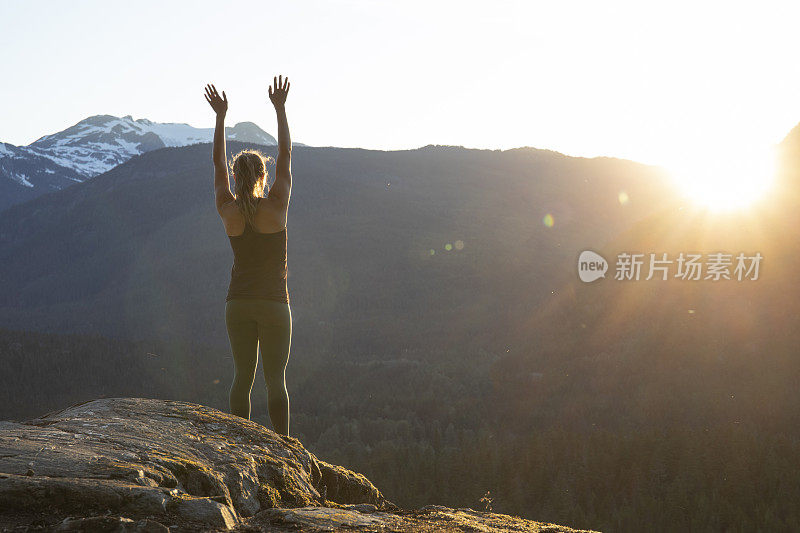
[667,143,777,212]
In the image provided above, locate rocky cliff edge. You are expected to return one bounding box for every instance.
[0,397,597,532]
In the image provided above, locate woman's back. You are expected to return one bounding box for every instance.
[225,209,289,303]
[221,195,287,236]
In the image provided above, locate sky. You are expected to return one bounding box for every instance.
[2,0,800,178]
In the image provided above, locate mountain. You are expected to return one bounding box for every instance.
[2,130,800,529]
[0,141,676,351]
[0,114,280,211]
[0,141,86,211]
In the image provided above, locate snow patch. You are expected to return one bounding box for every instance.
[114,138,143,156]
[12,172,34,188]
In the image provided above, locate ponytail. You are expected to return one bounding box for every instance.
[231,149,272,227]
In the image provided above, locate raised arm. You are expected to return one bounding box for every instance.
[204,83,234,212]
[267,75,291,204]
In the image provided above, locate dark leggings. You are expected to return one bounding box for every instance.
[225,298,292,435]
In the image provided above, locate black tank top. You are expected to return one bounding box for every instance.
[226,218,289,303]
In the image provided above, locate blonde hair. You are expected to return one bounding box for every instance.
[230,149,274,227]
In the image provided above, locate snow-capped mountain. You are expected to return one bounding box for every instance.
[0,114,280,211]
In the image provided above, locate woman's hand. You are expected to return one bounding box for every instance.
[268,75,290,109]
[204,83,228,117]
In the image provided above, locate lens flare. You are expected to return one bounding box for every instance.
[668,142,776,212]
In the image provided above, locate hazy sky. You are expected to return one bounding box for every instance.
[2,0,800,173]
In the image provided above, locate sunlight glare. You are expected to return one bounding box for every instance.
[668,142,777,212]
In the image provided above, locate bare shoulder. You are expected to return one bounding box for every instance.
[260,195,289,229]
[217,199,239,220]
[218,201,242,235]
[219,197,286,234]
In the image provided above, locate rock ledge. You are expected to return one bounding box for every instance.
[0,397,597,532]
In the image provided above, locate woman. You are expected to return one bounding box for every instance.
[204,76,293,436]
